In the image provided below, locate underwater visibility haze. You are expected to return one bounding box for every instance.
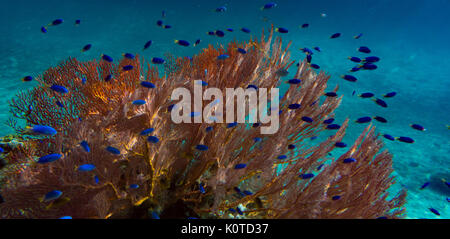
[0,0,449,219]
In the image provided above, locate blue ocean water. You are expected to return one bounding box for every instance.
[0,0,448,218]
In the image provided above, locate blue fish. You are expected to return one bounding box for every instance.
[195,144,208,151]
[420,182,430,190]
[151,211,160,219]
[360,63,378,70]
[349,67,361,72]
[237,48,247,54]
[373,116,388,123]
[383,91,397,98]
[429,208,440,216]
[38,153,62,163]
[130,184,139,189]
[206,126,213,132]
[78,164,96,172]
[234,164,247,169]
[358,46,371,54]
[215,6,227,12]
[301,116,313,123]
[81,44,92,52]
[106,146,121,155]
[42,190,62,202]
[217,54,229,60]
[396,136,414,144]
[123,53,135,59]
[243,190,253,196]
[49,19,63,26]
[354,33,363,39]
[277,155,287,160]
[300,47,314,55]
[147,136,159,143]
[175,40,190,47]
[310,64,320,69]
[123,65,134,71]
[299,173,315,179]
[227,122,238,128]
[215,30,225,37]
[374,98,388,108]
[317,164,325,170]
[324,92,337,97]
[341,75,357,82]
[55,101,64,108]
[363,56,380,63]
[141,81,156,88]
[143,40,152,50]
[335,142,347,148]
[359,92,374,98]
[355,116,372,124]
[22,76,33,82]
[287,79,301,84]
[59,216,72,219]
[343,158,357,163]
[101,54,113,62]
[330,33,341,39]
[332,195,341,200]
[261,2,277,10]
[199,183,206,194]
[104,74,112,82]
[151,57,165,65]
[132,100,146,105]
[383,134,395,141]
[254,137,262,143]
[241,27,251,33]
[140,128,155,136]
[326,124,341,130]
[80,140,90,152]
[236,207,243,215]
[323,118,335,124]
[288,103,301,109]
[410,124,426,131]
[275,27,289,33]
[349,57,362,63]
[50,84,69,94]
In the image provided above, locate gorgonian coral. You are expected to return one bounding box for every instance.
[0,27,406,219]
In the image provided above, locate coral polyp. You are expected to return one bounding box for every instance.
[0,27,406,219]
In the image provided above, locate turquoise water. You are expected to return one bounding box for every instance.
[0,0,448,218]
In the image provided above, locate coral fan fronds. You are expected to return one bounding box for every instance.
[0,26,405,219]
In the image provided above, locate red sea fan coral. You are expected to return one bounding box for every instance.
[0,26,406,219]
